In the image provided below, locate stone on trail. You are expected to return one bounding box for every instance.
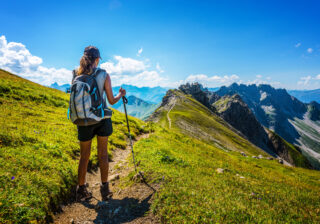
[240,151,247,157]
[216,168,224,174]
[278,159,284,164]
[236,174,245,179]
[258,154,263,159]
[252,156,259,159]
[108,174,120,182]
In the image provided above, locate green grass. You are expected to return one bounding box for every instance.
[0,69,149,223]
[159,90,269,156]
[134,125,320,223]
[1,70,320,223]
[132,89,320,223]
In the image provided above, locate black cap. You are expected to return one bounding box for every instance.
[84,46,102,59]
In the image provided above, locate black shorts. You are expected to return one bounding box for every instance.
[77,118,113,141]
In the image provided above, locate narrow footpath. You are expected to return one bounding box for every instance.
[167,98,176,129]
[54,134,160,224]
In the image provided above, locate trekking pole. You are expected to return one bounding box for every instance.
[122,96,156,192]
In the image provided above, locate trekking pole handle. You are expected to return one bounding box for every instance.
[122,96,128,104]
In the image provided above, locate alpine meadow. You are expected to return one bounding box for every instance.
[1,1,320,223]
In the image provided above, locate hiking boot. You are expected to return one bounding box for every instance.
[76,184,92,202]
[100,182,113,201]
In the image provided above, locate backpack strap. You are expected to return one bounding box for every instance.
[91,68,103,99]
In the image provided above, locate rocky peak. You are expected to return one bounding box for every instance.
[213,94,273,155]
[178,82,220,110]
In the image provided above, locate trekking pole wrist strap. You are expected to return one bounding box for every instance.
[122,96,128,104]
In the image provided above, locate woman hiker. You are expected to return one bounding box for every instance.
[72,46,126,201]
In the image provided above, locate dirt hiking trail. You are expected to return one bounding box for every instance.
[54,134,160,224]
[167,98,176,129]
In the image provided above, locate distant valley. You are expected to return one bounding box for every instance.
[49,80,320,168]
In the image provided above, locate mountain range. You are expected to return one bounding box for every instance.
[49,80,320,168]
[213,83,320,168]
[2,68,320,223]
[176,83,314,168]
[50,83,167,104]
[111,95,160,120]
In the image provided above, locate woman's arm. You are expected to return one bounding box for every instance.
[104,73,126,105]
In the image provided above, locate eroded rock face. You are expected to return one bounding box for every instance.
[150,84,313,169]
[214,94,273,155]
[216,83,307,143]
[178,82,220,110]
[308,101,320,121]
[213,94,312,168]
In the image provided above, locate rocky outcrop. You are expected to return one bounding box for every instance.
[146,89,177,123]
[216,83,306,143]
[266,129,313,169]
[150,85,313,169]
[213,94,273,155]
[215,83,320,169]
[308,101,320,121]
[178,82,220,111]
[213,94,313,168]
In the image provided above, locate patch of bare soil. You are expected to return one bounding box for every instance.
[54,134,161,224]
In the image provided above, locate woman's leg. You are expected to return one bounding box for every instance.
[78,140,92,186]
[97,136,109,183]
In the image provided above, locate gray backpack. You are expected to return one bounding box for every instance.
[67,68,112,126]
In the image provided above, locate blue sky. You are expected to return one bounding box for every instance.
[0,0,320,89]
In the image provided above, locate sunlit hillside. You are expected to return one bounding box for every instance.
[0,69,149,223]
[136,89,320,223]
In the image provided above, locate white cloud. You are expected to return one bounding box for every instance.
[156,62,164,73]
[295,43,301,48]
[256,74,262,78]
[100,55,169,87]
[243,78,281,88]
[307,48,313,53]
[109,70,167,88]
[0,35,169,87]
[0,35,72,85]
[100,55,147,75]
[184,74,240,87]
[297,74,320,89]
[137,47,143,57]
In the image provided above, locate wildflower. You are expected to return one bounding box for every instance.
[11,176,15,180]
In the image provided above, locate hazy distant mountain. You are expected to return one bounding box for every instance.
[207,87,220,92]
[288,89,320,103]
[50,82,70,92]
[216,83,320,168]
[111,95,160,120]
[112,84,168,104]
[50,82,168,104]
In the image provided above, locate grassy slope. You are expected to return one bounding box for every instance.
[0,69,148,223]
[133,89,320,223]
[156,90,269,156]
